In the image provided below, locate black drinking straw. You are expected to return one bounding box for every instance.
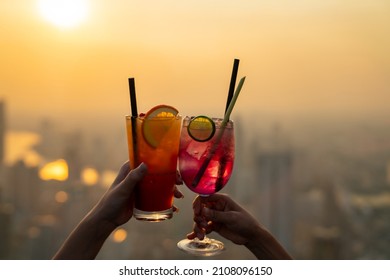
[192,76,246,188]
[128,77,138,169]
[217,59,239,190]
[129,78,138,117]
[191,59,241,188]
[224,58,240,116]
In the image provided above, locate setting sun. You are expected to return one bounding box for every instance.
[38,0,89,28]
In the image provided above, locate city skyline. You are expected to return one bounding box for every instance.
[1,96,390,259]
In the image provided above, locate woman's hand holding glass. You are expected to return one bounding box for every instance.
[187,193,293,260]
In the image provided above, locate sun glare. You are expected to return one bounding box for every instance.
[39,159,69,181]
[38,0,89,28]
[81,167,99,186]
[112,228,127,243]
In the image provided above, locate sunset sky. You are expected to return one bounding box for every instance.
[1,0,390,130]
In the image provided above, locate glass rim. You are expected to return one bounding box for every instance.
[125,114,182,120]
[182,116,234,128]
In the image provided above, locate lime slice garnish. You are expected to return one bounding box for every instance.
[142,104,179,148]
[187,116,216,142]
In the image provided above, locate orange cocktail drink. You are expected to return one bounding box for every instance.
[126,105,181,221]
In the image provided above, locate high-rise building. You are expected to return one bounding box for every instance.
[0,202,11,259]
[257,150,293,251]
[0,197,8,258]
[0,100,5,164]
[255,124,294,252]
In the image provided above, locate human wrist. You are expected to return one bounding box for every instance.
[244,224,266,250]
[53,208,117,260]
[84,207,117,239]
[245,225,291,260]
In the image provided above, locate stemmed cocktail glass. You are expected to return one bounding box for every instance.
[177,116,235,256]
[177,75,245,256]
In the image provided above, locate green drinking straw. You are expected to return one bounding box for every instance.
[217,58,239,191]
[222,76,245,126]
[191,76,246,188]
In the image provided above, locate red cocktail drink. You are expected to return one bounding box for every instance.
[179,117,234,195]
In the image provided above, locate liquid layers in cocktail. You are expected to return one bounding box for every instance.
[179,116,234,195]
[126,105,181,221]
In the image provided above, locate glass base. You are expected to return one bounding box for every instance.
[133,208,172,222]
[177,237,224,257]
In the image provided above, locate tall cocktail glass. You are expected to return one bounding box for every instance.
[177,116,235,256]
[125,109,182,222]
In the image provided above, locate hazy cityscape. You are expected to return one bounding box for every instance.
[0,98,390,260]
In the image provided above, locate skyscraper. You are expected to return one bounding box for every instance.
[255,124,294,252]
[0,100,5,164]
[0,100,10,258]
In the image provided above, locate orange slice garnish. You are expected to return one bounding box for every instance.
[142,105,179,148]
